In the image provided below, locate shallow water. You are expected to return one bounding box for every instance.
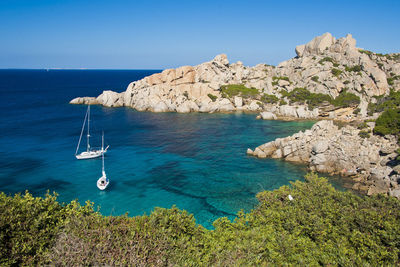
[0,70,342,228]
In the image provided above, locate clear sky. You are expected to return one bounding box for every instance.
[0,0,399,69]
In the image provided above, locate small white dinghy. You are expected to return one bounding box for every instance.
[75,105,109,160]
[97,133,109,190]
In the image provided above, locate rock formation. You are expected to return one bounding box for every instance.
[71,32,399,121]
[247,120,400,197]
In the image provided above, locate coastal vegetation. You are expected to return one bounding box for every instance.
[2,174,400,265]
[272,76,290,86]
[374,108,400,137]
[345,65,362,73]
[207,93,217,102]
[318,57,339,67]
[279,87,360,109]
[260,93,279,104]
[311,75,319,82]
[331,68,342,77]
[330,89,360,108]
[220,84,259,98]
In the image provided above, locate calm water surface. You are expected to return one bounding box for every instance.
[0,70,342,228]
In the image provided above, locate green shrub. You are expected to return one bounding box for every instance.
[307,93,333,109]
[0,192,94,266]
[272,76,290,86]
[344,80,351,84]
[357,121,368,129]
[353,108,360,114]
[311,76,319,82]
[385,54,400,61]
[220,84,259,98]
[331,90,360,108]
[368,90,400,115]
[272,76,290,82]
[387,75,400,86]
[359,49,372,56]
[260,94,279,104]
[279,99,287,105]
[207,93,217,102]
[373,108,400,137]
[345,65,362,72]
[209,173,400,266]
[2,174,400,265]
[280,88,332,109]
[318,57,335,65]
[358,130,370,139]
[285,87,310,103]
[331,68,342,77]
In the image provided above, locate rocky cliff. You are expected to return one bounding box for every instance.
[247,120,400,197]
[71,32,400,121]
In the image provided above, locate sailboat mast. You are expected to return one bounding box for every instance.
[102,132,105,174]
[75,106,88,155]
[87,105,90,152]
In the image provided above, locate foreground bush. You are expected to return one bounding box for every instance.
[1,174,400,265]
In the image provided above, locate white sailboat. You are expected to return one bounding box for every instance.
[75,105,109,160]
[97,133,109,190]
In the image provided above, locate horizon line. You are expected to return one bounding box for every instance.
[0,68,164,70]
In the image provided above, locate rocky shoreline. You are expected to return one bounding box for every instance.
[71,33,400,197]
[247,120,400,197]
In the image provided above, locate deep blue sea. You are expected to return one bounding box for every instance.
[0,69,344,228]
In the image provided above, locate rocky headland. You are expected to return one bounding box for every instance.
[247,120,400,197]
[71,32,399,119]
[71,33,400,197]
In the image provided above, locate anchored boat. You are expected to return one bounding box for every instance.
[97,133,109,190]
[75,105,109,159]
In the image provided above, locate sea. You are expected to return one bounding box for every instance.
[0,69,344,228]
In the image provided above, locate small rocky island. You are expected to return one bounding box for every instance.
[71,33,400,197]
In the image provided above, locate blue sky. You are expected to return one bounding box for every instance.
[0,0,399,69]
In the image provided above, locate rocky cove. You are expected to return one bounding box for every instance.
[71,33,400,197]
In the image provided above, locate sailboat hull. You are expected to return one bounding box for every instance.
[75,146,109,160]
[97,175,109,190]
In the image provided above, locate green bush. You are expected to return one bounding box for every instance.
[358,130,370,139]
[373,108,400,137]
[260,94,279,104]
[2,174,400,265]
[357,121,368,129]
[318,57,335,65]
[0,191,94,266]
[272,76,290,82]
[220,84,259,98]
[272,76,290,86]
[279,99,287,105]
[353,108,360,114]
[368,90,400,115]
[311,76,319,82]
[359,49,372,56]
[331,90,360,108]
[345,65,362,72]
[387,75,400,86]
[281,88,332,109]
[207,93,217,102]
[331,68,342,77]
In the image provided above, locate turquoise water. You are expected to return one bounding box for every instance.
[0,70,331,228]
